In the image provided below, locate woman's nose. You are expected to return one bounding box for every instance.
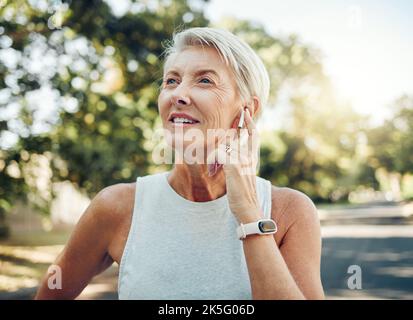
[171,85,191,106]
[173,97,190,105]
[171,95,191,106]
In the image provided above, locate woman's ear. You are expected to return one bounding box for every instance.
[246,96,260,118]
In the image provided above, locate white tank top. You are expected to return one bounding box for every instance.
[118,171,272,299]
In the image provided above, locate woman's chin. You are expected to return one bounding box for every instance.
[169,144,212,164]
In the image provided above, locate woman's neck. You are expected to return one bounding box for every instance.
[167,164,227,202]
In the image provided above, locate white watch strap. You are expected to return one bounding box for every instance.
[236,219,277,240]
[237,222,260,239]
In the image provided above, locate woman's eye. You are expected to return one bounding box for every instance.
[199,78,212,84]
[165,78,177,85]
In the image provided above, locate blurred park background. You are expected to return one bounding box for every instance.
[0,0,412,299]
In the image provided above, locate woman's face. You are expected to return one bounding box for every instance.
[158,46,243,156]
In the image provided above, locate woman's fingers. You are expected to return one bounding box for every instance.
[243,108,256,136]
[242,107,260,158]
[213,108,259,174]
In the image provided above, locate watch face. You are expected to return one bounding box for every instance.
[258,220,277,233]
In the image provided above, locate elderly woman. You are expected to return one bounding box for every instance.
[35,27,324,300]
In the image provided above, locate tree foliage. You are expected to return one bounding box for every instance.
[1,0,412,223]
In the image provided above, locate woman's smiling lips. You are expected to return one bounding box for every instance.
[168,112,201,127]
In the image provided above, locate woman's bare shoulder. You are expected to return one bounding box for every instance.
[90,182,137,263]
[270,185,319,242]
[92,182,136,224]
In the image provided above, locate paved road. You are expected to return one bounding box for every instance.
[321,224,413,299]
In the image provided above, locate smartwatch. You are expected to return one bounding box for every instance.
[237,219,277,240]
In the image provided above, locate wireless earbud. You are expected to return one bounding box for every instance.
[238,108,245,128]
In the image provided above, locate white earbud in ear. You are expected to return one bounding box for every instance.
[238,108,245,129]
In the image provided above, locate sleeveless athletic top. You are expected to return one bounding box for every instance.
[118,171,272,299]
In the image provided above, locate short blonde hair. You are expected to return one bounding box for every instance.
[162,27,270,118]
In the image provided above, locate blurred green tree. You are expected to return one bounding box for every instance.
[0,0,209,222]
[216,17,371,202]
[2,0,407,228]
[365,95,413,199]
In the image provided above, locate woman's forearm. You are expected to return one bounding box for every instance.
[242,234,305,300]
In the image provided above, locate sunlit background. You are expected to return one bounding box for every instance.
[1,0,412,299]
[206,0,413,124]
